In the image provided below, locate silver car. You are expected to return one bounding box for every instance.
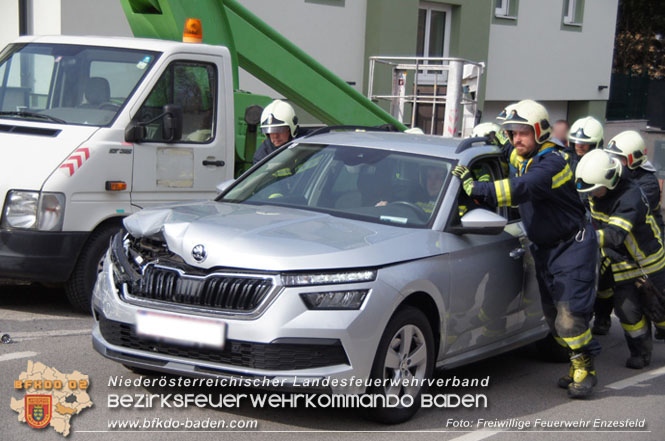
[92,130,552,422]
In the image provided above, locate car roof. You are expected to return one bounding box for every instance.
[299,130,502,163]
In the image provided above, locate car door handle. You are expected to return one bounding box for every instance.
[510,247,526,260]
[202,160,225,167]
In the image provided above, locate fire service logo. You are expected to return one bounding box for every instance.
[25,395,52,429]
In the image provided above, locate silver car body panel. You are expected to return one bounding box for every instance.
[93,132,548,395]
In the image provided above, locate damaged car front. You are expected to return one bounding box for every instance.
[92,132,548,423]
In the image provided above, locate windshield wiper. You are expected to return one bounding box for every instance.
[0,111,66,124]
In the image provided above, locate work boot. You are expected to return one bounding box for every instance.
[655,327,665,341]
[567,352,597,399]
[625,334,652,369]
[557,351,575,389]
[592,297,613,335]
[592,315,611,335]
[557,361,574,389]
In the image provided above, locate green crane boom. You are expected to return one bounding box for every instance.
[120,0,406,130]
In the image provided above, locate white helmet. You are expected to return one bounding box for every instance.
[575,149,622,193]
[496,103,516,121]
[501,99,552,144]
[471,122,509,147]
[568,116,603,149]
[260,100,298,137]
[605,130,647,170]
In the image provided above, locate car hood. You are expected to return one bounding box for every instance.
[123,201,446,271]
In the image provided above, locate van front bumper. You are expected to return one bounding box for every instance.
[0,229,88,283]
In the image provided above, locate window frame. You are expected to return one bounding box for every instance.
[134,59,217,144]
[416,2,453,85]
[492,0,518,24]
[561,0,584,30]
[495,0,510,17]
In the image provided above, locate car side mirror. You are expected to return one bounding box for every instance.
[162,104,183,142]
[451,208,508,235]
[124,121,146,143]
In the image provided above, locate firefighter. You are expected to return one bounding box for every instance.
[566,116,613,335]
[567,116,604,173]
[253,100,300,164]
[575,149,665,368]
[605,130,665,340]
[605,131,664,240]
[471,122,510,150]
[452,99,600,398]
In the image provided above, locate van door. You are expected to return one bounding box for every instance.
[129,55,231,208]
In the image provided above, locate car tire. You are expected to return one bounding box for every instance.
[365,306,435,424]
[65,224,122,313]
[536,333,570,363]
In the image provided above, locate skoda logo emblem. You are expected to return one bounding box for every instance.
[191,244,207,262]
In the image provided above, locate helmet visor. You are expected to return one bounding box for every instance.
[503,123,532,133]
[261,125,290,134]
[569,127,592,141]
[575,178,596,192]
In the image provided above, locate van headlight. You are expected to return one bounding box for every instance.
[1,190,66,231]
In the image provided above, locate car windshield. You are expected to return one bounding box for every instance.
[220,143,453,227]
[0,43,159,126]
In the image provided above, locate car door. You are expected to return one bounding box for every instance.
[443,155,531,355]
[129,56,232,208]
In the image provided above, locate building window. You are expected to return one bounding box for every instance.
[562,0,584,28]
[495,0,510,17]
[416,1,452,82]
[493,0,518,24]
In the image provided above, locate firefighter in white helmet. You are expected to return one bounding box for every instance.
[568,116,604,171]
[253,100,301,164]
[576,149,665,367]
[605,131,665,340]
[564,117,612,336]
[453,99,600,398]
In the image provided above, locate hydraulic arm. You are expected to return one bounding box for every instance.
[120,0,406,130]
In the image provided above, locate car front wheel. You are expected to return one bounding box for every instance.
[365,306,435,424]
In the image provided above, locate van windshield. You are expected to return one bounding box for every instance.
[220,143,453,228]
[0,43,159,126]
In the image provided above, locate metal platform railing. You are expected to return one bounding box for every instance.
[368,56,484,137]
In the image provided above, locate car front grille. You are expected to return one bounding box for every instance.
[98,314,349,370]
[126,265,273,312]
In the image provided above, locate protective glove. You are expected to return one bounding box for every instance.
[452,165,474,196]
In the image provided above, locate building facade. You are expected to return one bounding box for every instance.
[0,0,619,128]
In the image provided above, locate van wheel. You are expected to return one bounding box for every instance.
[365,306,434,424]
[65,224,122,313]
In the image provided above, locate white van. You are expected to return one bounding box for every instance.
[0,35,236,311]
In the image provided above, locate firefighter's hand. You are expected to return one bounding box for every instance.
[452,165,474,196]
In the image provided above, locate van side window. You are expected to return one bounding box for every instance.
[137,61,216,143]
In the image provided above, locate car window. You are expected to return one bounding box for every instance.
[452,156,515,225]
[221,143,453,228]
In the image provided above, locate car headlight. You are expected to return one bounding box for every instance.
[1,190,66,231]
[282,270,377,286]
[300,290,369,310]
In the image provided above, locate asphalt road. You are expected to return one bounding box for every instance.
[1,284,665,441]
